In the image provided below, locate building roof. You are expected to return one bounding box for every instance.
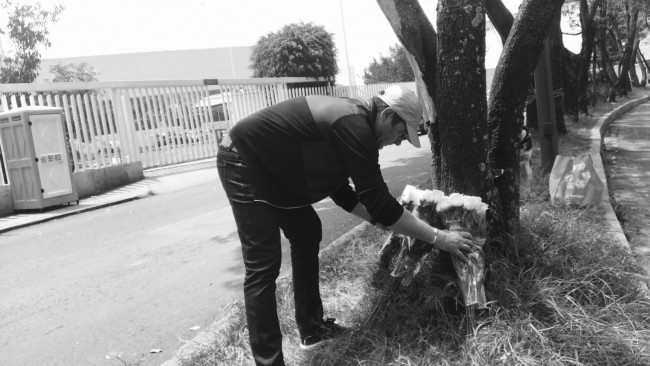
[36,46,253,82]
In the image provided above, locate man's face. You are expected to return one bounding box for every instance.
[375,108,409,150]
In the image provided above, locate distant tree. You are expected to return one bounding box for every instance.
[363,44,415,84]
[250,22,338,82]
[0,0,64,83]
[48,61,98,82]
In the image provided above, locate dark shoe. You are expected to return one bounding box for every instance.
[300,318,348,350]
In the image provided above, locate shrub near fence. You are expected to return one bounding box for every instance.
[0,79,417,185]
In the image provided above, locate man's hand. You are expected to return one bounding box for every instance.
[435,230,480,263]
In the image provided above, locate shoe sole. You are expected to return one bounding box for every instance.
[300,338,334,350]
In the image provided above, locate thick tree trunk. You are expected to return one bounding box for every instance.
[436,0,489,199]
[376,0,441,187]
[487,0,565,238]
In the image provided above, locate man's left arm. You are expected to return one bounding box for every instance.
[329,182,378,225]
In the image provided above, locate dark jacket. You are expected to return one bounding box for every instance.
[228,95,403,226]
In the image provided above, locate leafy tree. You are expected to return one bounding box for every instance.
[0,0,64,83]
[363,44,415,84]
[250,22,338,82]
[48,61,98,82]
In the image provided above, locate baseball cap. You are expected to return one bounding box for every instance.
[377,85,424,148]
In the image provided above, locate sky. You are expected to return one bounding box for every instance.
[0,0,579,85]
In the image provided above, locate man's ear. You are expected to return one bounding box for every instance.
[381,107,395,121]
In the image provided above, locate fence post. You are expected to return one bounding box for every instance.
[111,88,138,164]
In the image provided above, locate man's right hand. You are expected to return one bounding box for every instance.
[435,230,480,263]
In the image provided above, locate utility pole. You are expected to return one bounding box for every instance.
[338,0,354,89]
[0,36,5,66]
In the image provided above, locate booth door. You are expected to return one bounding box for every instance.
[30,114,74,199]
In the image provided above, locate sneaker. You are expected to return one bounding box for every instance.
[299,318,348,350]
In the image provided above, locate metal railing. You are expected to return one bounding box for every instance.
[0,78,416,185]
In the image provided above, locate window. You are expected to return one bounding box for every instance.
[212,104,227,122]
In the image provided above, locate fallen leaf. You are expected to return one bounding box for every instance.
[190,326,201,331]
[150,349,162,353]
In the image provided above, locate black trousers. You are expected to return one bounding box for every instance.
[217,146,324,366]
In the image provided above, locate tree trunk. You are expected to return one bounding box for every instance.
[487,0,565,238]
[630,39,641,87]
[561,48,580,120]
[594,19,620,102]
[376,0,441,187]
[436,0,489,199]
[548,9,566,134]
[638,47,650,82]
[577,0,603,114]
[637,48,648,87]
[595,29,619,95]
[615,8,639,97]
[486,0,566,133]
[485,0,513,44]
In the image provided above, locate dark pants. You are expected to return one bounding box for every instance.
[217,146,325,366]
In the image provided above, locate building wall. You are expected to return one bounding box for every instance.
[36,46,253,82]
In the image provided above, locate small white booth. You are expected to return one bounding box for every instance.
[0,106,78,211]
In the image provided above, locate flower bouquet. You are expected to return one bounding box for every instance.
[381,186,446,286]
[436,193,488,308]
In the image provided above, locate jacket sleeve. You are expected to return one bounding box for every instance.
[330,115,403,226]
[329,182,359,212]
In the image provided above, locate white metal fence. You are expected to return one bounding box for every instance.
[0,78,415,185]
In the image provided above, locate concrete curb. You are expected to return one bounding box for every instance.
[589,95,650,250]
[0,195,148,234]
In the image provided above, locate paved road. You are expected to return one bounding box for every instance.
[0,136,432,366]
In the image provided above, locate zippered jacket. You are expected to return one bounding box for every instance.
[228,95,403,226]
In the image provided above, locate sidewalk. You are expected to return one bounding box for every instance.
[0,158,217,234]
[602,99,650,284]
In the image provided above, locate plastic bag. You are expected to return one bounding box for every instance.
[549,154,603,207]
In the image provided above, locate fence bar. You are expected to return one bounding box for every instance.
[143,87,162,167]
[89,94,107,168]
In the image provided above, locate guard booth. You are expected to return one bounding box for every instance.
[0,106,78,211]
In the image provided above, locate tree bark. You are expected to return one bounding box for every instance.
[436,0,490,199]
[637,47,648,86]
[595,27,620,101]
[630,39,641,87]
[562,48,580,119]
[485,0,513,44]
[614,8,639,96]
[548,9,566,134]
[487,0,565,237]
[376,0,442,187]
[576,0,603,114]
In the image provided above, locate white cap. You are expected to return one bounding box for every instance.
[377,86,423,148]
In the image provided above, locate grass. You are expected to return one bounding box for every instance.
[179,88,650,366]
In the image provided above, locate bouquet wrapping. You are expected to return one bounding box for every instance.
[436,193,488,308]
[384,186,488,308]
